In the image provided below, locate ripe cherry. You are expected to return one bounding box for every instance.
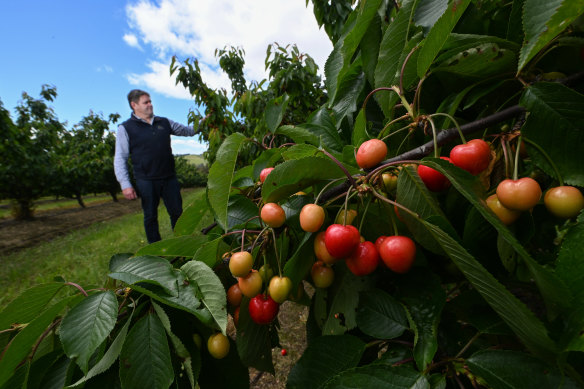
[346,241,379,276]
[496,177,542,211]
[229,251,253,277]
[268,276,293,303]
[378,236,416,273]
[207,333,230,359]
[300,204,325,232]
[248,294,280,325]
[232,306,240,327]
[311,261,334,288]
[544,186,584,218]
[261,202,286,228]
[238,270,263,298]
[227,283,243,307]
[281,349,288,356]
[260,167,274,183]
[417,157,452,192]
[449,139,491,175]
[356,139,388,169]
[486,194,521,225]
[324,224,361,259]
[314,231,337,264]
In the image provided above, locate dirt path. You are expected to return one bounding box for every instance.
[0,198,142,256]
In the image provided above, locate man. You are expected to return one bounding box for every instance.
[114,89,196,243]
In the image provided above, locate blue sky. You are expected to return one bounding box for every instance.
[0,0,332,155]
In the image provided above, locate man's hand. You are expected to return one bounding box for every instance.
[123,187,137,200]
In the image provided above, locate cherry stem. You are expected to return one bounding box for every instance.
[251,226,270,253]
[369,184,420,220]
[361,87,397,123]
[399,45,420,105]
[500,138,511,179]
[455,331,482,358]
[314,177,346,205]
[390,86,414,118]
[378,115,411,140]
[358,196,372,234]
[426,116,439,158]
[411,76,426,117]
[432,112,465,144]
[513,135,522,180]
[240,229,246,252]
[380,122,411,142]
[270,228,282,277]
[320,148,359,190]
[522,137,564,186]
[65,282,89,297]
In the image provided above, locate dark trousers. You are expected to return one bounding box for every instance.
[135,176,183,243]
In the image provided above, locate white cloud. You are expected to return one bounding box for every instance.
[171,137,207,155]
[124,0,332,98]
[126,60,192,99]
[123,33,142,50]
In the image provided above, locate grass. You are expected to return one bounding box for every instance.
[0,188,206,308]
[182,154,207,166]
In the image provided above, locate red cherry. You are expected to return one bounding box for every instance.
[378,236,416,273]
[260,167,274,183]
[449,139,491,175]
[417,157,452,192]
[248,294,280,325]
[356,139,388,169]
[375,236,387,252]
[346,241,380,276]
[281,349,288,356]
[324,224,361,259]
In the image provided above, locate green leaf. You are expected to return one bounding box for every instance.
[417,0,471,78]
[283,233,315,288]
[352,109,368,147]
[396,165,457,254]
[356,289,408,339]
[281,143,323,161]
[305,106,344,151]
[467,349,581,389]
[518,0,584,72]
[322,264,374,335]
[275,125,320,146]
[151,302,194,388]
[397,270,445,371]
[374,0,420,114]
[419,219,558,358]
[330,57,366,129]
[322,365,430,389]
[265,94,289,132]
[433,43,517,78]
[228,195,261,230]
[235,297,274,374]
[414,0,448,31]
[119,313,174,389]
[262,156,348,203]
[0,295,77,388]
[0,282,65,331]
[251,148,282,181]
[207,132,248,230]
[193,236,229,268]
[67,309,135,388]
[108,255,180,296]
[181,261,228,334]
[135,236,210,258]
[60,291,118,373]
[174,189,210,236]
[423,158,572,315]
[287,335,366,389]
[520,82,584,186]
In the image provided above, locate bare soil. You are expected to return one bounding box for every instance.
[0,196,309,388]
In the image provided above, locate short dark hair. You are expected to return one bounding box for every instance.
[127,89,150,109]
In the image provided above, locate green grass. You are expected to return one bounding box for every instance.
[0,188,206,309]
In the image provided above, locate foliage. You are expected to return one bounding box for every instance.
[0,86,66,219]
[2,0,584,388]
[174,155,208,188]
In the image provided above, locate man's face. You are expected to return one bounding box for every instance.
[131,94,153,119]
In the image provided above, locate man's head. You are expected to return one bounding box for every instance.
[127,89,153,120]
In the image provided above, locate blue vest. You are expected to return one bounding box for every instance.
[122,115,175,180]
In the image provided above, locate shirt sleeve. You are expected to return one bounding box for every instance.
[113,124,133,190]
[168,119,196,137]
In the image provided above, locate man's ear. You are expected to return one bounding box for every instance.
[130,101,136,111]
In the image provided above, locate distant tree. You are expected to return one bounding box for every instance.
[0,85,65,219]
[174,155,207,188]
[53,112,121,207]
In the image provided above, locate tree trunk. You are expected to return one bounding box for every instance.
[76,193,86,208]
[109,191,118,202]
[12,199,35,220]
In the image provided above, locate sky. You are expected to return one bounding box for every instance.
[0,0,333,155]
